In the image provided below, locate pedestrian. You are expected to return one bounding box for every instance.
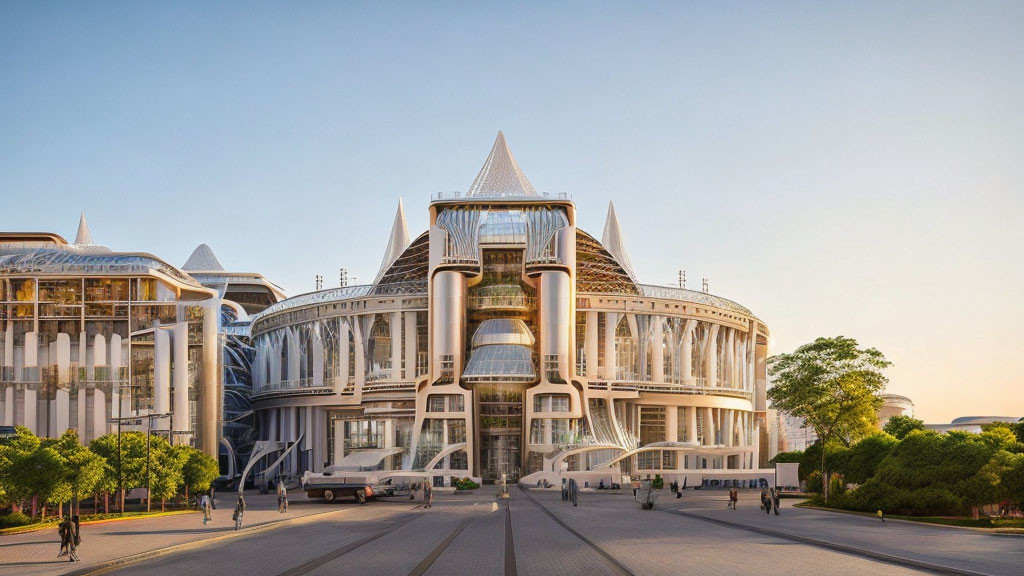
[425,481,433,509]
[210,485,217,509]
[57,516,71,557]
[277,480,288,513]
[760,487,769,511]
[233,494,246,530]
[67,515,81,562]
[200,493,213,525]
[561,478,568,501]
[569,478,579,507]
[772,488,780,516]
[728,488,738,510]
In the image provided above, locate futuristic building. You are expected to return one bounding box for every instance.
[877,392,915,429]
[248,133,771,487]
[0,219,282,476]
[0,217,222,456]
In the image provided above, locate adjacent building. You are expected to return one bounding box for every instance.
[0,219,282,477]
[247,133,771,487]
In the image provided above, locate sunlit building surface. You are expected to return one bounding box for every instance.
[0,221,282,476]
[248,133,771,487]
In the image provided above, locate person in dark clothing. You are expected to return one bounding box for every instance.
[568,478,579,507]
[68,515,81,562]
[233,494,247,530]
[57,517,71,557]
[772,488,781,516]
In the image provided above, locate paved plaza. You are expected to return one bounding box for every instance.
[1,488,1020,576]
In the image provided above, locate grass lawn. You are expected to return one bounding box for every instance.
[794,502,1024,532]
[0,509,196,536]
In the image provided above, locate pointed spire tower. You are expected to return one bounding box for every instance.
[182,244,225,271]
[74,212,94,245]
[601,201,637,283]
[374,198,412,283]
[467,131,538,198]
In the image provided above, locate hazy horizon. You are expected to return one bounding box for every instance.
[2,2,1021,424]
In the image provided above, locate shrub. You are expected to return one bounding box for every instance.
[454,477,479,491]
[0,512,31,529]
[651,474,664,490]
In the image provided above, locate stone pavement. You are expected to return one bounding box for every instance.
[2,487,1021,576]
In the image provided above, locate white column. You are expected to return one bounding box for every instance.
[390,311,402,380]
[91,334,107,441]
[705,325,719,387]
[2,386,12,426]
[404,311,417,380]
[704,407,716,446]
[666,405,678,442]
[603,312,617,380]
[681,320,696,385]
[585,311,598,378]
[687,406,698,443]
[539,270,571,382]
[55,333,71,436]
[154,328,171,415]
[23,331,38,434]
[336,320,350,394]
[172,324,190,441]
[312,327,324,386]
[109,334,122,424]
[651,317,664,384]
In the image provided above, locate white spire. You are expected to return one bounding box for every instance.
[466,131,538,198]
[74,211,94,245]
[182,243,225,271]
[374,198,412,283]
[601,201,637,282]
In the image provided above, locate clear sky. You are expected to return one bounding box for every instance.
[2,2,1021,423]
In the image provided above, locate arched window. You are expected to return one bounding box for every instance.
[615,316,636,380]
[367,316,391,380]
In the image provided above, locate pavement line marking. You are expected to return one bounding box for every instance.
[63,504,412,576]
[274,512,420,576]
[406,517,473,576]
[517,488,634,576]
[504,500,517,576]
[660,508,993,576]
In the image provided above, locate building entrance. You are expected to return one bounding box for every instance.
[476,382,524,483]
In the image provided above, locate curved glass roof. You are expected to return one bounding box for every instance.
[471,318,535,348]
[373,231,429,295]
[0,248,204,289]
[463,344,536,381]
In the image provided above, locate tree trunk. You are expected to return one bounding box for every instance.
[160,498,165,512]
[94,493,99,515]
[184,485,189,504]
[119,488,125,514]
[104,492,109,514]
[41,504,46,523]
[821,443,829,503]
[31,495,38,518]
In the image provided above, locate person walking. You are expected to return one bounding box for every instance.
[210,485,217,509]
[568,478,579,507]
[67,515,81,562]
[728,488,738,510]
[277,480,288,513]
[772,488,781,516]
[424,480,433,509]
[57,516,71,557]
[233,494,246,530]
[200,493,213,525]
[760,486,769,511]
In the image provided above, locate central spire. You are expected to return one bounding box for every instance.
[74,211,94,245]
[466,131,538,198]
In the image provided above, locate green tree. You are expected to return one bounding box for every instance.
[20,446,69,521]
[843,432,897,484]
[90,432,149,512]
[147,436,185,511]
[999,452,1024,508]
[51,430,106,516]
[883,415,925,440]
[178,445,219,500]
[0,426,41,513]
[768,336,890,502]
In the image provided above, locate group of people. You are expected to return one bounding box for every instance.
[198,490,249,530]
[57,515,81,562]
[760,487,781,515]
[561,478,579,506]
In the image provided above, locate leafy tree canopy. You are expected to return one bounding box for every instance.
[883,415,925,440]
